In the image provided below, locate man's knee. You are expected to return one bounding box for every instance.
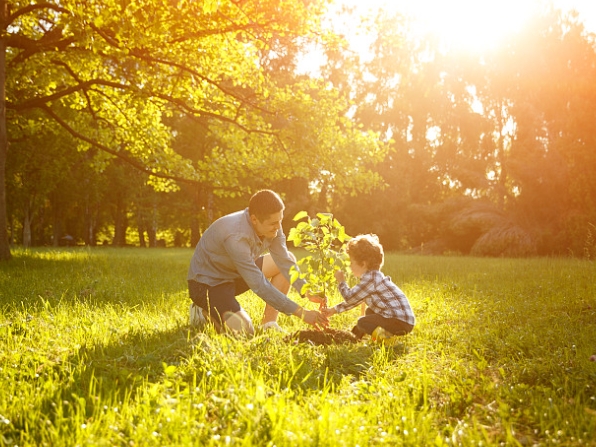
[222,309,255,336]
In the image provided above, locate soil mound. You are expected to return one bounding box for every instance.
[286,328,357,346]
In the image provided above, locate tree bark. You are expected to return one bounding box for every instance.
[0,0,12,260]
[112,198,128,246]
[189,186,201,248]
[22,205,31,248]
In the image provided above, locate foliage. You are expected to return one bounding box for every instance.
[0,0,388,259]
[287,211,350,302]
[1,249,596,446]
[4,2,596,258]
[324,6,596,256]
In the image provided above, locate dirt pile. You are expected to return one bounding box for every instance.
[286,328,357,346]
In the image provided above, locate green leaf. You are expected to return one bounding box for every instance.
[289,267,299,284]
[293,210,309,221]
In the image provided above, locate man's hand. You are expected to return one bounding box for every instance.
[301,309,328,329]
[321,307,337,318]
[334,270,345,283]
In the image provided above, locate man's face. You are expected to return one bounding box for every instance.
[251,210,283,239]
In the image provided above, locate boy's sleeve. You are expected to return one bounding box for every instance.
[334,280,370,313]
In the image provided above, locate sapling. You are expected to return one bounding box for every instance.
[287,211,351,309]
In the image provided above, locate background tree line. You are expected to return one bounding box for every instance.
[2,1,596,259]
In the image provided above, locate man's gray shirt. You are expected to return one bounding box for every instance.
[187,208,305,315]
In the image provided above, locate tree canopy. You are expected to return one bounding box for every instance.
[3,1,596,258]
[0,0,387,259]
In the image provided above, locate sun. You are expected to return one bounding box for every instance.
[337,0,543,53]
[399,0,539,51]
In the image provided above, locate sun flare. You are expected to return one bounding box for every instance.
[398,0,538,51]
[341,0,542,52]
[336,0,596,54]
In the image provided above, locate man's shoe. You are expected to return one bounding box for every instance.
[261,321,285,332]
[190,303,207,326]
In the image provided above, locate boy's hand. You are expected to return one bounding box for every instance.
[322,307,337,318]
[334,270,345,282]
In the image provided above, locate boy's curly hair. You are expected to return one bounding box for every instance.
[345,234,384,271]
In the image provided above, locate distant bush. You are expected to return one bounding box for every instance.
[470,223,537,257]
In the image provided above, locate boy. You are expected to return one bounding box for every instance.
[323,234,415,340]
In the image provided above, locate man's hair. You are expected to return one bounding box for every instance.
[248,190,285,221]
[345,234,384,271]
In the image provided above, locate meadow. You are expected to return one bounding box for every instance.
[0,247,595,446]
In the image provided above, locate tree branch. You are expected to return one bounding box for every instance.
[39,104,206,187]
[9,79,129,111]
[4,3,69,29]
[87,22,273,117]
[51,59,98,120]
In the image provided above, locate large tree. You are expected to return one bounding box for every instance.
[0,0,386,260]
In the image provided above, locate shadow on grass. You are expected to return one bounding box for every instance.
[241,331,411,390]
[2,323,195,444]
[22,323,409,440]
[74,325,194,394]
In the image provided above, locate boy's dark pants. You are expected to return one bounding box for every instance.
[352,308,414,339]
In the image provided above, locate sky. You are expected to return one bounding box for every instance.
[336,0,596,53]
[551,0,596,30]
[298,0,596,75]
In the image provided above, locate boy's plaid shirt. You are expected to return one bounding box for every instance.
[335,270,416,325]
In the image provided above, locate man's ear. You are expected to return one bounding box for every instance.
[249,214,259,226]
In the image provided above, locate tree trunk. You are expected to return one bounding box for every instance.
[83,191,96,246]
[149,202,158,247]
[138,224,146,247]
[189,185,201,247]
[22,205,32,248]
[0,0,12,260]
[135,203,147,247]
[112,198,128,246]
[52,203,62,247]
[85,204,96,246]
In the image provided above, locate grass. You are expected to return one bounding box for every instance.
[1,247,595,446]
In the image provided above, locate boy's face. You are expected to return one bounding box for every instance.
[349,257,368,278]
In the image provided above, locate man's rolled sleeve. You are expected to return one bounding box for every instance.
[269,230,307,295]
[224,236,299,315]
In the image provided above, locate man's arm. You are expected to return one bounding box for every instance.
[268,230,307,295]
[224,235,301,315]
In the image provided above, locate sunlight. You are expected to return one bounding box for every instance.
[335,0,596,53]
[341,0,539,52]
[403,0,537,51]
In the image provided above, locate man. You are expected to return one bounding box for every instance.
[187,189,327,335]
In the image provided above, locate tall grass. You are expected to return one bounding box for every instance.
[1,247,595,446]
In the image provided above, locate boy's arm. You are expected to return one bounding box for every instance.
[334,276,373,313]
[322,306,338,317]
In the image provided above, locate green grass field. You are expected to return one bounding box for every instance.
[1,248,595,446]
